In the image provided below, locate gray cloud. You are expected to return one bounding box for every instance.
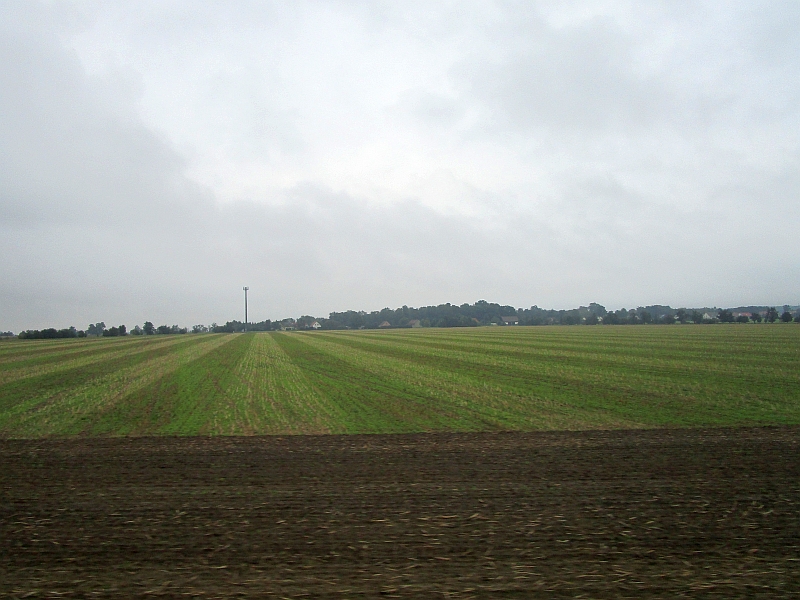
[1,1,798,331]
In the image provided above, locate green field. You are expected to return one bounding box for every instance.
[1,326,798,437]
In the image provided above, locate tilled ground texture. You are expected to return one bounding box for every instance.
[1,428,798,598]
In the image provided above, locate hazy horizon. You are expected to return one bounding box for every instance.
[2,2,798,331]
[7,297,799,333]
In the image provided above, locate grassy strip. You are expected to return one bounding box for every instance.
[0,335,234,437]
[348,326,795,373]
[0,336,203,418]
[271,332,480,433]
[0,326,797,437]
[298,332,637,430]
[0,336,192,386]
[86,335,248,436]
[213,333,343,435]
[307,326,800,427]
[356,324,797,362]
[0,338,101,365]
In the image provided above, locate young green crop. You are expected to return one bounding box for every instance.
[0,325,798,437]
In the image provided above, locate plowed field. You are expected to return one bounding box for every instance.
[2,427,798,598]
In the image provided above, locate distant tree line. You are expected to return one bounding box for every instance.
[7,302,800,339]
[18,326,83,339]
[315,302,800,329]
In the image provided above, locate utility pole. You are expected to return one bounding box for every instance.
[243,287,249,332]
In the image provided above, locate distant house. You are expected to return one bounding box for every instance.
[500,316,519,325]
[702,313,715,321]
[309,320,322,329]
[408,319,422,328]
[732,312,752,318]
[379,321,392,328]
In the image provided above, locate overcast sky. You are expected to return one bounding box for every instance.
[1,1,798,330]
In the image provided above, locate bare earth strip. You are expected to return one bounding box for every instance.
[1,428,797,598]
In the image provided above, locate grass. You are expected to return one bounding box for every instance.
[0,325,798,437]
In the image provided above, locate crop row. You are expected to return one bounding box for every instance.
[0,326,798,436]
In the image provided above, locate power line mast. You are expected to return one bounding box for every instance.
[243,287,249,332]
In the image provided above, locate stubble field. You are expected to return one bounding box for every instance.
[1,325,798,436]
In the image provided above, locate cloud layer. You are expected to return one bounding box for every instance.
[1,1,798,330]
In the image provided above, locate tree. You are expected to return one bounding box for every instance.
[130,325,143,335]
[143,321,155,335]
[735,315,749,323]
[781,311,793,323]
[19,327,79,339]
[691,310,703,324]
[766,307,779,323]
[751,312,763,323]
[717,309,734,323]
[297,315,317,329]
[588,303,607,317]
[87,322,106,337]
[676,308,688,324]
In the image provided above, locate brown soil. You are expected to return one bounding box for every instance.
[1,427,798,598]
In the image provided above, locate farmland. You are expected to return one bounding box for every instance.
[1,326,798,437]
[2,428,798,597]
[2,327,799,597]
